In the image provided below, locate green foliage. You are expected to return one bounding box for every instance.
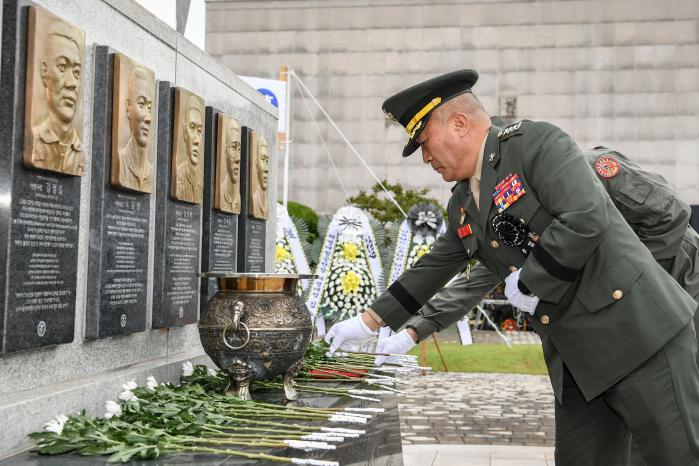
[287,201,319,242]
[346,180,446,224]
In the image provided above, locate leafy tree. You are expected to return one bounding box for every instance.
[346,180,446,224]
[287,200,319,243]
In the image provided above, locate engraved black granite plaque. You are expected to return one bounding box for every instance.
[0,2,80,352]
[152,81,202,328]
[236,127,266,272]
[200,106,238,308]
[85,47,150,339]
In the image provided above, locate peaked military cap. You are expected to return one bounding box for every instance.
[382,69,479,157]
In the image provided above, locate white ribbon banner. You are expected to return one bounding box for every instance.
[276,204,312,290]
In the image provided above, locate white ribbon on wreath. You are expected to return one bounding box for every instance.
[275,204,312,290]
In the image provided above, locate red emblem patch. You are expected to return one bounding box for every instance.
[594,156,620,179]
[458,224,473,239]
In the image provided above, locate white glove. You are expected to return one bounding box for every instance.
[374,329,417,366]
[324,314,378,355]
[504,269,539,315]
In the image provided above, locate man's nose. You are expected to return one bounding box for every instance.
[422,149,432,164]
[144,111,152,124]
[65,71,77,89]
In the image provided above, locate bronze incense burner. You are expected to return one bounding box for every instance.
[198,273,315,400]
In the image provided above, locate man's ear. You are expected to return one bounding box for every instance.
[449,112,470,137]
[125,97,132,120]
[40,59,48,86]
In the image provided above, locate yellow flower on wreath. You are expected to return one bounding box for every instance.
[276,244,291,261]
[416,244,431,259]
[341,271,361,294]
[341,242,360,261]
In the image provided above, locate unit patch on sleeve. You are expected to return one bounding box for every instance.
[493,173,526,213]
[594,156,620,179]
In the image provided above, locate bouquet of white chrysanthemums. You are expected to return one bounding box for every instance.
[320,240,378,324]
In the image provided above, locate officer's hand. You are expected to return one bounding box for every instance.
[324,314,378,355]
[504,269,539,314]
[374,329,417,366]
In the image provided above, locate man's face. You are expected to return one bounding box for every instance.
[126,77,153,148]
[417,116,473,182]
[225,123,241,184]
[42,35,81,124]
[256,141,269,190]
[183,107,203,166]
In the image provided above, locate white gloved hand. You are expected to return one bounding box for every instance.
[324,314,378,355]
[374,329,417,366]
[504,269,539,315]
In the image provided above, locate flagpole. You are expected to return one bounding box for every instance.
[279,65,292,208]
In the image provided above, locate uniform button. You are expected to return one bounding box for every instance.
[612,290,623,300]
[490,240,500,249]
[540,315,550,325]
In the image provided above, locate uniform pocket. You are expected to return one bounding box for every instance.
[576,257,643,313]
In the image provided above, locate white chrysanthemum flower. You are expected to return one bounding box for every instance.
[44,414,69,435]
[118,390,139,402]
[207,367,218,377]
[146,376,158,391]
[104,400,122,419]
[182,361,194,376]
[121,380,138,391]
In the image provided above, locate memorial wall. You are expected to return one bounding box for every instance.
[0,0,278,457]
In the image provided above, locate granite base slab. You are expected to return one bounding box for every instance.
[0,384,404,466]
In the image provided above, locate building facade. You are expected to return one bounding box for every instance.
[207,0,699,212]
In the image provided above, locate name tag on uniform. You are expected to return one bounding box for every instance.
[493,173,525,213]
[458,224,473,238]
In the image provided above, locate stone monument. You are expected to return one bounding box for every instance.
[152,84,204,328]
[85,48,155,339]
[200,108,239,309]
[236,127,266,272]
[0,4,84,352]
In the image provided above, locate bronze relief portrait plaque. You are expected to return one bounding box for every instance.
[111,53,156,193]
[214,114,242,214]
[248,132,269,220]
[24,6,86,176]
[171,88,205,204]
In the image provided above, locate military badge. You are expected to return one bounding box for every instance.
[459,207,466,225]
[491,213,539,256]
[458,224,472,239]
[493,173,526,213]
[594,156,620,178]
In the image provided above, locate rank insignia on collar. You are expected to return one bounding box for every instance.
[493,173,526,213]
[458,224,473,239]
[460,207,466,225]
[488,152,495,163]
[594,156,620,178]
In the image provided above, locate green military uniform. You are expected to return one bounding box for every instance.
[372,70,699,465]
[406,148,699,356]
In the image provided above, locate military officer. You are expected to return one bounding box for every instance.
[324,70,699,465]
[378,147,699,362]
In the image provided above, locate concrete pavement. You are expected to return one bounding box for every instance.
[397,371,556,465]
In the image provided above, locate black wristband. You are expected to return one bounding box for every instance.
[517,279,532,296]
